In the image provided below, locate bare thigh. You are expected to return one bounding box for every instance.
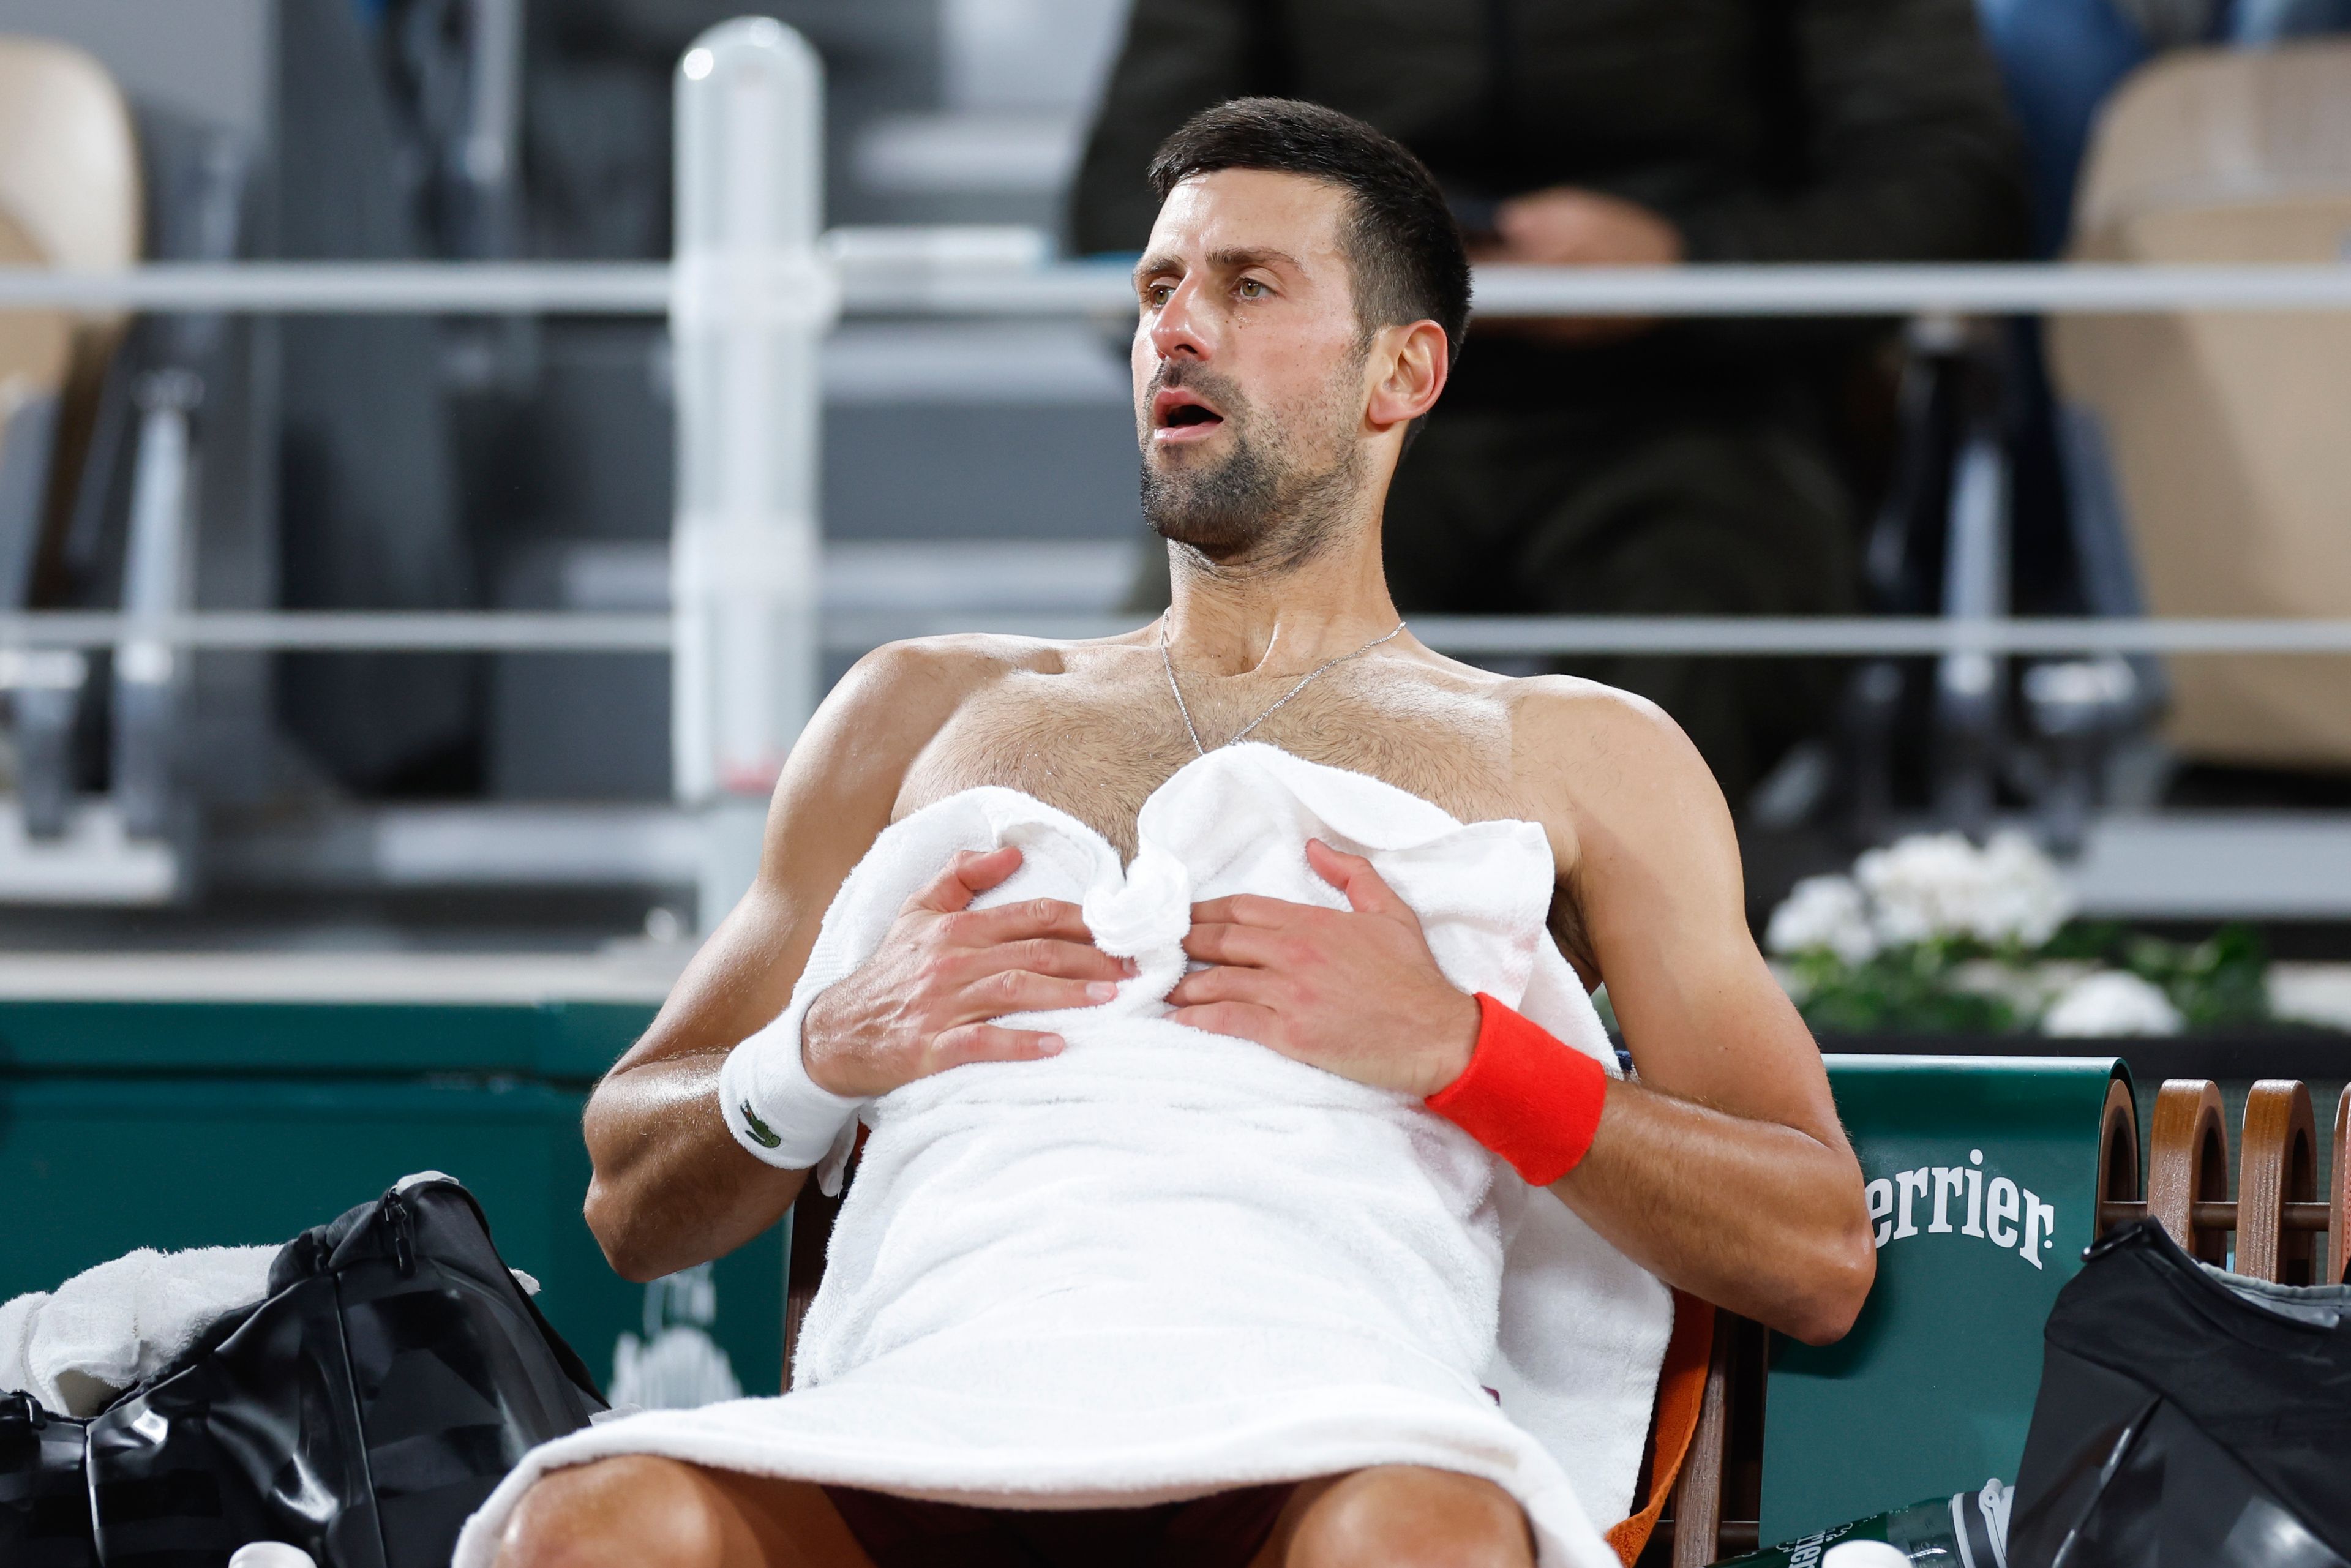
[495,1454,876,1568]
[1258,1466,1535,1568]
[498,1456,1529,1568]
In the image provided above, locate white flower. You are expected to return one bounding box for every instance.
[1854,833,1975,945]
[1765,874,1879,964]
[1854,830,2076,948]
[1976,831,2077,948]
[2041,970,2183,1037]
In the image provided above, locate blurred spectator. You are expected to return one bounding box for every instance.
[1074,0,2028,803]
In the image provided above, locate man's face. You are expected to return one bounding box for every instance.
[1131,170,1371,565]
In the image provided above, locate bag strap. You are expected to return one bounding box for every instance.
[1607,1291,1717,1566]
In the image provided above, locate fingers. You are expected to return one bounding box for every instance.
[1180,921,1287,970]
[957,966,1124,1018]
[951,896,1101,949]
[1165,963,1283,1011]
[1188,893,1308,928]
[928,1022,1067,1072]
[907,846,1025,913]
[1303,838,1410,918]
[966,936,1133,984]
[1164,999,1281,1047]
[1187,849,1408,926]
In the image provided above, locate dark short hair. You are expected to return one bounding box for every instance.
[1146,98,1472,359]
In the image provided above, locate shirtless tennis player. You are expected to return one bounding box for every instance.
[497,99,1872,1568]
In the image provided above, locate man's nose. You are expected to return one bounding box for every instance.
[1147,277,1213,362]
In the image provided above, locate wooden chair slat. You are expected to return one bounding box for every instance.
[2237,1079,2319,1284]
[2146,1079,2229,1263]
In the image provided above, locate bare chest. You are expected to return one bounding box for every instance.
[896,659,1533,862]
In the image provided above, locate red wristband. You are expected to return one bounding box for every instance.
[1425,993,1609,1186]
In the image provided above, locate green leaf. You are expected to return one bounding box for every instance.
[1792,942,2019,1035]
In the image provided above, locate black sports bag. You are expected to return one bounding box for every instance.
[0,1391,94,1568]
[2007,1217,2351,1568]
[4,1174,606,1568]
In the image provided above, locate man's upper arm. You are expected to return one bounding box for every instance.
[1520,681,1843,1145]
[606,642,980,1079]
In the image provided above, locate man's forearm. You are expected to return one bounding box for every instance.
[1551,1079,1874,1344]
[583,1052,807,1282]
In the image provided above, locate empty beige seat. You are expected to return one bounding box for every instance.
[0,193,72,607]
[0,34,142,598]
[2050,42,2351,769]
[0,36,141,277]
[0,205,69,432]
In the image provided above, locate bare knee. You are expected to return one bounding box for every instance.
[497,1455,729,1568]
[1286,1466,1534,1568]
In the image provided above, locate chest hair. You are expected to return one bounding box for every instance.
[901,656,1527,861]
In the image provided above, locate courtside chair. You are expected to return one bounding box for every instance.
[779,1135,1730,1567]
[781,1076,2348,1565]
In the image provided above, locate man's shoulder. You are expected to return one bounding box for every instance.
[842,629,1150,702]
[1498,671,1686,756]
[773,629,1146,857]
[847,631,1060,686]
[811,630,1152,771]
[1493,672,1727,817]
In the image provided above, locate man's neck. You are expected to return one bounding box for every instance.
[1160,524,1403,679]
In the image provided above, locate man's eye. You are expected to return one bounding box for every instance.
[1146,283,1174,307]
[1238,278,1266,299]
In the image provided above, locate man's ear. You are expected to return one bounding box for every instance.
[1364,319,1450,433]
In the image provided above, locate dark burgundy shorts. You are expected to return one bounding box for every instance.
[822,1482,1296,1568]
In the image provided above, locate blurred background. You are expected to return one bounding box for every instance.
[0,0,1149,956]
[2,0,2349,1433]
[0,0,2345,957]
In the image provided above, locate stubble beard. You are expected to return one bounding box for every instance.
[1138,361,1367,577]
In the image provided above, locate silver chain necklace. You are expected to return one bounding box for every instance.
[1159,617,1407,756]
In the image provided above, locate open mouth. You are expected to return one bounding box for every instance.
[1152,387,1226,442]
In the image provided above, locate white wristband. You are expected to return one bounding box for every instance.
[719,997,866,1174]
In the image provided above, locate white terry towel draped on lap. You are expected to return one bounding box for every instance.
[454,743,1672,1568]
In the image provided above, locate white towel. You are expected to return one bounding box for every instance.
[0,1245,278,1417]
[456,743,1672,1568]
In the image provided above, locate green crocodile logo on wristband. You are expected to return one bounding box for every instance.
[740,1101,782,1149]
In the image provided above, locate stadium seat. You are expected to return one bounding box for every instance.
[0,36,143,835]
[0,32,142,523]
[0,205,69,608]
[2050,41,2351,769]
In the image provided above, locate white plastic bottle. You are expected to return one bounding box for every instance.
[1824,1544,1913,1568]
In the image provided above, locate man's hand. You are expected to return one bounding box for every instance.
[802,846,1135,1097]
[1474,186,1684,345]
[1166,839,1479,1097]
[1491,187,1685,268]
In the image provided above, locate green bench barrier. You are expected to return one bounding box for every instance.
[0,999,783,1405]
[9,1006,2132,1545]
[1759,1054,2133,1544]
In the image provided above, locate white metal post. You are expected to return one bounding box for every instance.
[671,19,838,931]
[114,369,203,841]
[461,0,525,258]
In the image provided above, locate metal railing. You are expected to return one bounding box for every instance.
[4,15,2350,914]
[9,259,2351,317]
[0,612,2347,658]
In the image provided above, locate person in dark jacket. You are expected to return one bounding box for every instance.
[1073,0,2029,801]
